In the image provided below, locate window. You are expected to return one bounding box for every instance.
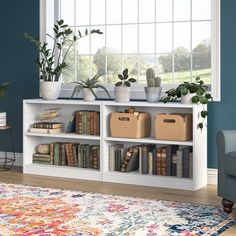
[41,0,220,100]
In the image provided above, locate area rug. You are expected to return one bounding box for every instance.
[0,182,235,235]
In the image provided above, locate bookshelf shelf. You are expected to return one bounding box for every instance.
[23,99,207,191]
[25,132,101,140]
[104,137,193,146]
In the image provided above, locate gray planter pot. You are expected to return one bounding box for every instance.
[144,87,162,103]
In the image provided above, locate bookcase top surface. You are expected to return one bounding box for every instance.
[23,99,195,108]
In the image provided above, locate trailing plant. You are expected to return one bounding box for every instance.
[161,76,213,129]
[0,82,10,100]
[115,68,136,87]
[25,19,102,82]
[70,73,111,99]
[146,68,161,87]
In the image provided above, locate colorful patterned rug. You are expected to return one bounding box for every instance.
[0,182,235,235]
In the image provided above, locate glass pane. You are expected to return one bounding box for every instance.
[174,53,190,83]
[156,0,172,22]
[76,27,90,55]
[193,54,211,84]
[139,24,155,54]
[62,46,75,83]
[123,55,139,81]
[123,25,138,54]
[93,48,106,75]
[107,25,121,53]
[157,54,173,84]
[91,26,105,54]
[76,55,91,81]
[139,0,155,23]
[156,23,172,53]
[174,22,190,51]
[139,55,156,84]
[123,0,138,23]
[192,0,211,20]
[91,0,105,25]
[192,21,211,53]
[61,0,75,26]
[107,0,121,24]
[107,54,122,83]
[174,0,190,21]
[76,0,90,26]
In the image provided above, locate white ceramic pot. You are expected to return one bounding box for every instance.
[144,87,162,103]
[82,88,96,102]
[114,86,130,102]
[181,92,196,104]
[0,112,6,127]
[40,80,61,100]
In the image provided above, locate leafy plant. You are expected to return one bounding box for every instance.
[25,19,102,82]
[115,68,136,87]
[0,82,10,100]
[70,73,111,99]
[161,76,213,129]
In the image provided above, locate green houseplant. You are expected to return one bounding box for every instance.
[114,68,136,102]
[71,73,111,102]
[161,76,213,129]
[25,19,102,100]
[0,81,10,127]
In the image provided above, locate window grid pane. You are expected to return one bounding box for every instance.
[59,0,212,85]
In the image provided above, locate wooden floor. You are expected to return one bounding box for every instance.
[0,168,235,235]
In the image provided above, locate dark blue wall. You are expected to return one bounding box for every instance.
[0,0,39,152]
[207,0,235,168]
[0,0,232,169]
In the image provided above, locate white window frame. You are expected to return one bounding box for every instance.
[40,0,221,101]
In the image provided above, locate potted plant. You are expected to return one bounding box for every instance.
[114,68,136,102]
[0,82,10,127]
[25,19,102,100]
[145,68,162,103]
[161,76,213,129]
[70,73,111,102]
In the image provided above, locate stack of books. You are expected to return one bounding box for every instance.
[30,122,63,134]
[33,142,100,169]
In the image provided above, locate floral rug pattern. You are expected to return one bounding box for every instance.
[0,182,235,235]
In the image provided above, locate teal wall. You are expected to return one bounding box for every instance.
[207,0,235,168]
[0,0,39,152]
[0,0,233,169]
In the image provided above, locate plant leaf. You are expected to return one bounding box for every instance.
[118,74,124,80]
[96,84,112,99]
[128,78,136,83]
[124,81,131,87]
[115,81,122,86]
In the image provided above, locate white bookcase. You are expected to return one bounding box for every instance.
[23,99,207,191]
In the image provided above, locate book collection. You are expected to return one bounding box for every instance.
[30,122,63,134]
[75,110,100,135]
[33,142,100,169]
[109,144,193,178]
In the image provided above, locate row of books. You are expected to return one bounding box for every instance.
[33,142,100,169]
[109,144,193,178]
[30,122,63,134]
[75,110,100,135]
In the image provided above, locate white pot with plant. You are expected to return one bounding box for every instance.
[114,68,136,103]
[25,19,102,100]
[0,82,10,127]
[70,73,111,102]
[145,68,162,103]
[161,76,213,129]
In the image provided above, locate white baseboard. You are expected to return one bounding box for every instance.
[0,152,218,185]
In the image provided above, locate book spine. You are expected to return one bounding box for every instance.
[142,146,148,174]
[65,143,74,167]
[171,154,177,177]
[72,144,78,167]
[148,152,153,175]
[58,143,62,166]
[125,146,139,172]
[83,111,87,135]
[182,147,190,178]
[161,147,167,176]
[90,112,94,135]
[82,145,87,168]
[61,144,66,166]
[166,146,172,176]
[152,149,157,175]
[96,112,100,136]
[189,152,193,178]
[77,145,83,168]
[49,143,54,165]
[156,148,162,175]
[33,160,52,165]
[53,143,60,166]
[176,150,183,178]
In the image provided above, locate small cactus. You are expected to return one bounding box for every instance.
[146,68,161,87]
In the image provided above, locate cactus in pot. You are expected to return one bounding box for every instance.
[145,68,162,103]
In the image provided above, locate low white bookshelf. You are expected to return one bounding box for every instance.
[23,99,207,191]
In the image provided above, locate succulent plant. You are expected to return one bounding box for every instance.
[115,68,136,87]
[146,68,161,87]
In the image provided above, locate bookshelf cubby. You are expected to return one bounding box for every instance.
[23,99,207,190]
